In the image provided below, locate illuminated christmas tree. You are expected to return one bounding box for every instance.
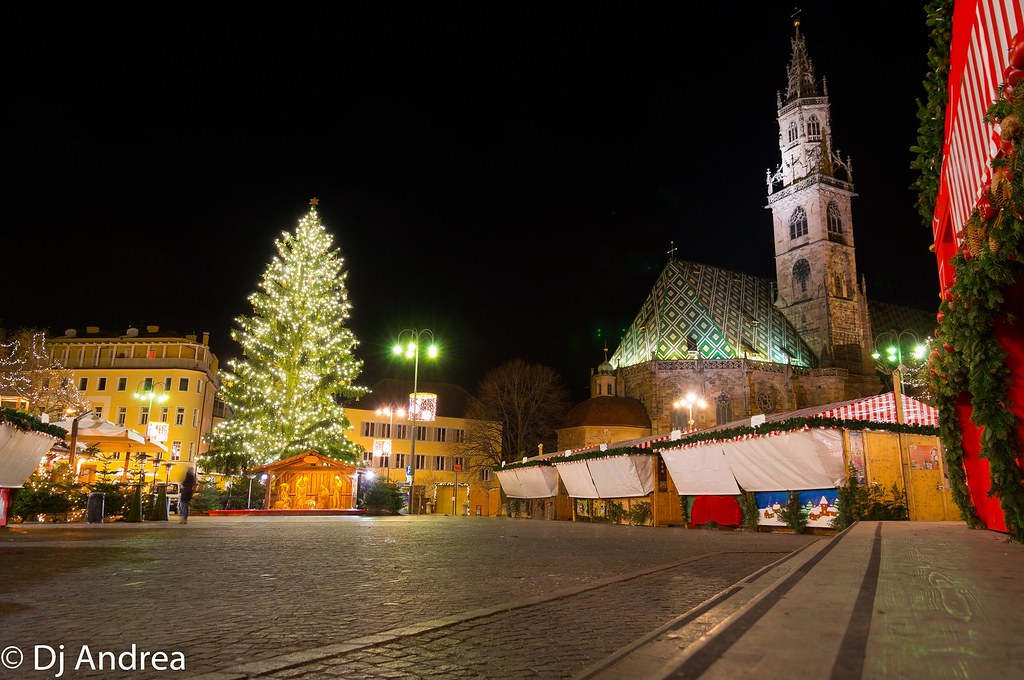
[209,199,367,466]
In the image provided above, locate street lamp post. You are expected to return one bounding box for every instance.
[246,473,257,509]
[66,409,94,483]
[673,392,707,431]
[133,379,170,432]
[871,330,927,424]
[393,328,439,514]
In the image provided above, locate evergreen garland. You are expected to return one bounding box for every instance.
[0,407,67,439]
[495,417,938,470]
[910,0,954,226]
[925,15,1024,540]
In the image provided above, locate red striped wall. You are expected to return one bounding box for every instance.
[936,0,1023,533]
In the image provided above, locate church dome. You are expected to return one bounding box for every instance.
[597,360,614,374]
[560,396,651,429]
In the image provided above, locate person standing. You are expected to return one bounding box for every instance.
[179,467,197,524]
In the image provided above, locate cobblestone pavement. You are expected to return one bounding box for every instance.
[0,516,821,679]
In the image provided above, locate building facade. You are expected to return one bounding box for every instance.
[346,379,502,516]
[47,325,219,485]
[605,20,893,435]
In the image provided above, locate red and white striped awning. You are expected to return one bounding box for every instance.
[816,393,938,427]
[934,1,1024,289]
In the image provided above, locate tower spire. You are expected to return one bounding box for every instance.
[785,14,818,102]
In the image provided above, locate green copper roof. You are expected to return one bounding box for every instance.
[610,259,818,368]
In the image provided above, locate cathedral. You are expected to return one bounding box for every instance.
[580,19,933,441]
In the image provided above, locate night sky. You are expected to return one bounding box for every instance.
[4,3,938,399]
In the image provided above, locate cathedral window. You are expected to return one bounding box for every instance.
[827,202,843,241]
[756,391,776,414]
[789,207,808,239]
[793,259,810,294]
[716,394,732,425]
[832,273,847,298]
[807,115,821,140]
[787,121,798,144]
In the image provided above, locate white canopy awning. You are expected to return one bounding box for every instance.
[50,416,166,452]
[553,459,600,498]
[660,445,741,495]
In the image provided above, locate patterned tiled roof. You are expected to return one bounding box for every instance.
[610,259,817,368]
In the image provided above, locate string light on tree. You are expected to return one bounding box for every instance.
[208,198,368,467]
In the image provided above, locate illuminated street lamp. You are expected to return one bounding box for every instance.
[871,330,927,424]
[392,328,439,514]
[673,392,707,431]
[133,379,170,447]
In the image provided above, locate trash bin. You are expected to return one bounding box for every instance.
[86,492,105,523]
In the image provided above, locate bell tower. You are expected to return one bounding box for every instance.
[766,18,873,374]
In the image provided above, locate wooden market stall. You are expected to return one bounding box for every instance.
[251,451,360,511]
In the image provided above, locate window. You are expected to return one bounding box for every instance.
[453,457,465,469]
[434,456,447,471]
[793,259,811,294]
[395,453,406,469]
[395,424,408,440]
[361,422,374,437]
[179,378,189,391]
[159,407,169,423]
[807,115,821,139]
[606,384,613,395]
[414,454,426,469]
[478,469,491,482]
[171,441,181,460]
[117,377,127,391]
[107,452,121,461]
[716,394,732,425]
[436,428,447,443]
[377,455,390,468]
[452,429,465,444]
[142,377,154,391]
[175,407,185,426]
[757,391,776,414]
[116,407,127,426]
[362,450,373,464]
[141,406,150,425]
[188,442,195,459]
[196,380,202,394]
[78,377,88,391]
[789,207,808,239]
[94,406,103,419]
[827,201,843,240]
[787,120,798,144]
[415,425,427,441]
[192,408,198,427]
[98,377,107,391]
[164,377,172,390]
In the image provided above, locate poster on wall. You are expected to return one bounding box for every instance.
[755,489,839,529]
[909,444,941,471]
[576,499,590,517]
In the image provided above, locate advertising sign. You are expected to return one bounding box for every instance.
[147,421,169,444]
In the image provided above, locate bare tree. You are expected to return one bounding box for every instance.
[0,328,90,420]
[462,358,570,471]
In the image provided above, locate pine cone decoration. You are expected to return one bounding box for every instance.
[1002,114,1023,140]
[992,167,1014,207]
[964,215,988,255]
[990,233,1002,253]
